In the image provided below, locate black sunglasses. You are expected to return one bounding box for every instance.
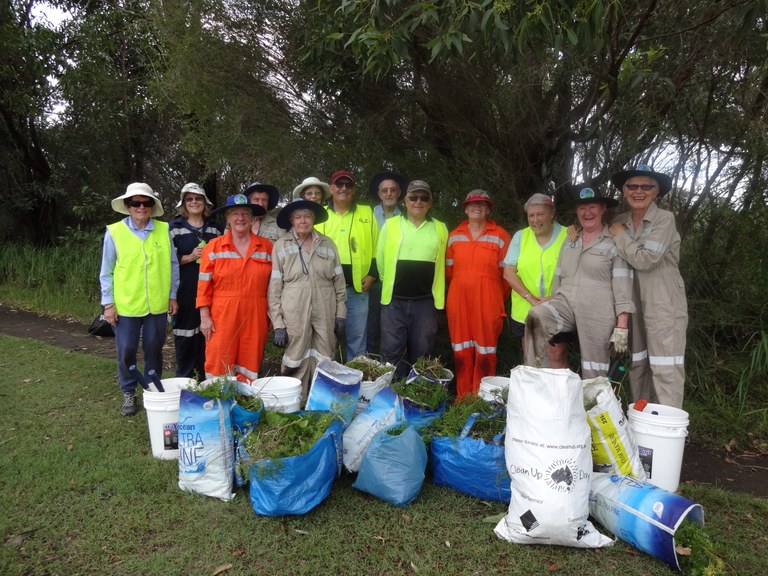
[128,200,155,208]
[407,194,431,202]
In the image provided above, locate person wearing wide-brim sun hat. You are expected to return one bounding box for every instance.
[169,183,223,379]
[196,194,272,382]
[292,176,330,204]
[524,185,635,382]
[268,199,346,401]
[245,181,282,243]
[446,189,512,397]
[99,182,180,416]
[608,165,687,409]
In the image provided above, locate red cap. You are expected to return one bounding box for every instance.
[330,170,355,185]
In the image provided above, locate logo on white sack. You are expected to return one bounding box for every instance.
[545,458,583,493]
[519,510,540,532]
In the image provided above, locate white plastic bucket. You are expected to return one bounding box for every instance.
[252,376,302,413]
[144,377,195,460]
[627,402,689,492]
[479,376,509,402]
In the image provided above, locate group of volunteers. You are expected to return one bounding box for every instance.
[99,165,687,418]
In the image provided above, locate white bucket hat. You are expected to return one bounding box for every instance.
[292,176,330,201]
[175,182,213,209]
[111,182,164,217]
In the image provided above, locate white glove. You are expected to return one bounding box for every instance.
[610,327,629,355]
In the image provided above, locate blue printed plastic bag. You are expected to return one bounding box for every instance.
[249,415,343,516]
[589,473,704,570]
[430,413,510,502]
[353,425,427,506]
[401,397,445,430]
[343,386,403,472]
[307,359,363,427]
[177,389,235,501]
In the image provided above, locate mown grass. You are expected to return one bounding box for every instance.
[1,336,767,576]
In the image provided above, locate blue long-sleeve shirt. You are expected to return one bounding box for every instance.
[99,217,180,306]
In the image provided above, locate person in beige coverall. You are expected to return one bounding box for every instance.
[609,166,687,409]
[525,187,634,379]
[268,199,347,400]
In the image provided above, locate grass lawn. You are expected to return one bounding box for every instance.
[1,336,766,576]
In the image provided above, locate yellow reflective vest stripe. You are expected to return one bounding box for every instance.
[108,220,171,316]
[380,216,448,309]
[510,226,566,323]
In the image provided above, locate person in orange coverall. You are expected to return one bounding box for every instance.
[197,194,273,381]
[446,190,512,397]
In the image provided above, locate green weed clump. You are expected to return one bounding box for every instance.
[244,411,336,479]
[191,376,237,400]
[427,395,505,442]
[345,357,392,381]
[412,356,449,380]
[675,520,726,576]
[391,377,449,410]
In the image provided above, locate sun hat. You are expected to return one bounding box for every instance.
[175,182,213,209]
[523,193,554,211]
[463,189,493,208]
[276,198,329,230]
[611,165,673,198]
[330,170,356,186]
[292,177,330,201]
[406,180,432,196]
[243,182,280,210]
[111,182,164,217]
[568,186,619,208]
[368,170,408,200]
[211,194,266,218]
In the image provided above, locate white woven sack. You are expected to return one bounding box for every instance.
[583,377,647,480]
[494,366,613,548]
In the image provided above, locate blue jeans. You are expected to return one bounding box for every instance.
[114,313,167,394]
[344,287,368,361]
[380,297,438,379]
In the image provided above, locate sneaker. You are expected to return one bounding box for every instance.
[120,392,138,416]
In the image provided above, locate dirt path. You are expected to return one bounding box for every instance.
[1,302,766,498]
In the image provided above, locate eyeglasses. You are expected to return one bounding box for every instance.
[334,182,354,190]
[407,194,431,203]
[128,200,155,208]
[184,196,202,202]
[624,184,657,191]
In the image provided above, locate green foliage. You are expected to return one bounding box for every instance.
[244,411,336,479]
[427,395,505,442]
[391,376,449,410]
[674,520,726,576]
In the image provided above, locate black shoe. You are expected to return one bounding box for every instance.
[120,392,138,416]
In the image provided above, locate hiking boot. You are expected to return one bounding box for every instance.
[120,392,138,416]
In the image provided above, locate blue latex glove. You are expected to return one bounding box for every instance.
[273,328,288,348]
[334,317,346,338]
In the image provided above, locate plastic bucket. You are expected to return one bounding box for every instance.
[144,377,195,460]
[627,402,689,492]
[479,376,509,403]
[252,376,302,413]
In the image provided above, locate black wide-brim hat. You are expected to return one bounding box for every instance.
[244,182,280,210]
[276,199,329,230]
[610,165,673,198]
[368,170,408,200]
[568,186,619,208]
[211,194,266,218]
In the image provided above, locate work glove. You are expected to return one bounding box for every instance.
[609,327,629,355]
[273,328,288,348]
[334,317,346,338]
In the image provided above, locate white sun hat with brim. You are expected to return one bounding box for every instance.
[111,182,164,217]
[292,177,330,201]
[175,182,213,209]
